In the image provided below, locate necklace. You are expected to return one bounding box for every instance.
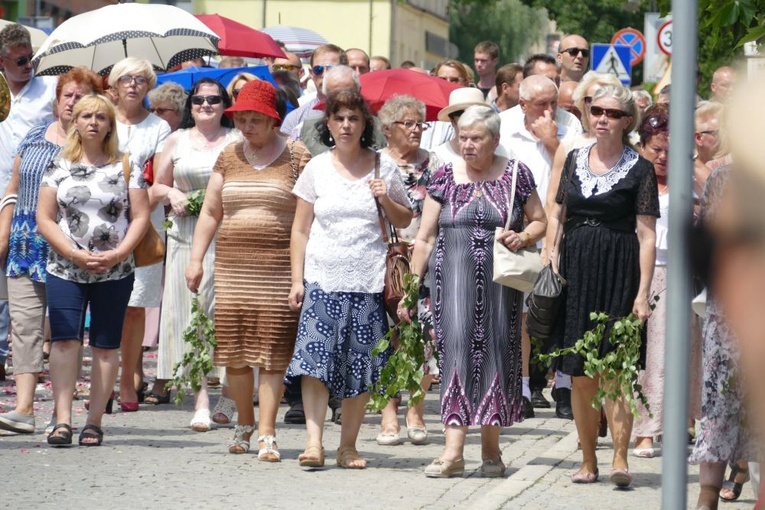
[54,121,67,146]
[194,126,224,150]
[243,141,261,166]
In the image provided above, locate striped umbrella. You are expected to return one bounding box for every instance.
[260,25,328,58]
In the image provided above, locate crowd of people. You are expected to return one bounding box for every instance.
[0,19,759,507]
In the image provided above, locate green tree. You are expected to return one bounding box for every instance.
[449,0,549,65]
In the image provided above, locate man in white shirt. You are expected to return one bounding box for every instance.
[0,24,56,380]
[499,75,578,419]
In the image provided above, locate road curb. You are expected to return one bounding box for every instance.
[469,427,580,510]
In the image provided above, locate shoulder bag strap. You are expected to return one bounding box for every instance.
[288,141,298,180]
[372,151,390,245]
[503,159,519,231]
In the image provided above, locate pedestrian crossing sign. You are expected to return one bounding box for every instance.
[591,44,632,86]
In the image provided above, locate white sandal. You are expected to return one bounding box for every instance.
[228,424,256,454]
[190,409,215,432]
[211,397,236,425]
[257,435,281,462]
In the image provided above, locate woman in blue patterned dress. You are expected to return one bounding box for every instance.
[0,68,102,435]
[404,105,547,478]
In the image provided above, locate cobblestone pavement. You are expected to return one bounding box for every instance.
[0,348,756,509]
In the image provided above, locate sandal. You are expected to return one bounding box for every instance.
[78,424,104,446]
[190,409,215,432]
[720,463,749,502]
[336,445,366,469]
[228,424,256,454]
[212,397,236,425]
[47,423,73,447]
[144,391,171,405]
[257,435,281,462]
[298,445,325,468]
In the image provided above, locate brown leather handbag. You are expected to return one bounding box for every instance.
[123,154,165,267]
[373,153,411,320]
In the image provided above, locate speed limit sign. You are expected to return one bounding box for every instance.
[658,20,673,56]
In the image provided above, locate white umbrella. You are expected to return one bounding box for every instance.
[0,20,48,51]
[261,25,328,58]
[32,3,220,76]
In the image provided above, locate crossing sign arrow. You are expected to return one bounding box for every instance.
[591,44,632,86]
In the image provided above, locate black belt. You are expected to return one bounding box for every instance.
[564,216,635,234]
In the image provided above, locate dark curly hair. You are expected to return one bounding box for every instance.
[638,103,669,146]
[317,89,375,149]
[179,78,234,129]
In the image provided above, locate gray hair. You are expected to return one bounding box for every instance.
[695,100,723,131]
[321,65,360,95]
[108,57,157,89]
[457,105,501,138]
[147,82,187,114]
[632,89,653,107]
[592,84,639,137]
[0,24,31,54]
[519,75,558,101]
[378,95,426,127]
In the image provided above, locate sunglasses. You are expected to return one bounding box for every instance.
[562,47,590,58]
[13,54,34,67]
[190,95,223,106]
[645,115,669,129]
[149,107,174,115]
[312,64,335,76]
[393,120,428,131]
[272,64,300,72]
[118,75,149,86]
[590,105,630,119]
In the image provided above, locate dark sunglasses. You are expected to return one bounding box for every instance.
[190,95,223,106]
[149,107,174,115]
[311,64,335,76]
[590,105,629,119]
[233,88,243,99]
[645,115,669,129]
[272,64,300,72]
[562,47,590,58]
[14,54,34,67]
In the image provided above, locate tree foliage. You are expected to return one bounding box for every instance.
[449,0,549,65]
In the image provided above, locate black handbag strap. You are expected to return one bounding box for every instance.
[373,151,398,245]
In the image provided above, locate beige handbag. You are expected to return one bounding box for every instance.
[123,154,165,267]
[493,160,542,293]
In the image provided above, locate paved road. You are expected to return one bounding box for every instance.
[0,348,755,509]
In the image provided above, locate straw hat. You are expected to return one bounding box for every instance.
[437,87,487,122]
[224,79,280,121]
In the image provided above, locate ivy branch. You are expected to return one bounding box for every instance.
[369,274,427,411]
[164,189,206,230]
[166,294,217,406]
[537,295,660,419]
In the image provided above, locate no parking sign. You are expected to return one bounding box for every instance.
[611,28,646,66]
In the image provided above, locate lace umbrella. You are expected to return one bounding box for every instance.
[31,3,220,76]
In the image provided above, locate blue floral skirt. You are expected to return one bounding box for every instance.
[284,282,390,399]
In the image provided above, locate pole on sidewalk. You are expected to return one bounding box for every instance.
[662,1,697,508]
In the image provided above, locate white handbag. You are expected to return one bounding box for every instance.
[493,160,542,293]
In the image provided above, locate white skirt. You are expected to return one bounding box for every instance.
[128,205,165,308]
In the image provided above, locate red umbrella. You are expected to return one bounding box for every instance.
[359,69,462,121]
[196,14,286,59]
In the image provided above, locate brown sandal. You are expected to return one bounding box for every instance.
[298,445,325,468]
[336,446,366,469]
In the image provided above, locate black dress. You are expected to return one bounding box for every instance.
[555,145,660,376]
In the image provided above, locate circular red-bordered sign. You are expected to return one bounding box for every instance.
[658,20,673,56]
[611,28,646,66]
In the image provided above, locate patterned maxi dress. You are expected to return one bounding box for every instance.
[156,128,238,380]
[427,159,534,427]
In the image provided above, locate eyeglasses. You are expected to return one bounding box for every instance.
[393,120,428,131]
[118,75,149,86]
[700,129,719,137]
[190,95,223,106]
[590,105,630,119]
[13,54,34,67]
[149,107,175,115]
[561,47,590,58]
[272,64,300,72]
[233,88,243,99]
[312,65,335,76]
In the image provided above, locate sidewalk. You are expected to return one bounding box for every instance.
[0,348,755,509]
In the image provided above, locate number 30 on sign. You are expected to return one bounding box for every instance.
[658,20,672,56]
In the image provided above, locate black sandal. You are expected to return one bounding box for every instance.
[78,424,104,447]
[144,391,171,405]
[47,423,73,447]
[720,463,750,502]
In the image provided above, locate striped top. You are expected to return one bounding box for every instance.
[7,123,60,282]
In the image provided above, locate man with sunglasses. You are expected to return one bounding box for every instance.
[280,43,347,138]
[0,24,56,381]
[557,35,590,83]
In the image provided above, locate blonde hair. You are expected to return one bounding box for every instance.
[695,100,723,131]
[61,95,121,164]
[108,57,157,89]
[573,71,622,132]
[226,72,259,100]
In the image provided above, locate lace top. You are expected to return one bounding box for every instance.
[293,150,412,293]
[575,144,640,198]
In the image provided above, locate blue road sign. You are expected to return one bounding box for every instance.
[591,43,632,86]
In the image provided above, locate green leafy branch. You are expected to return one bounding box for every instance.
[537,295,660,419]
[166,294,217,405]
[164,189,206,230]
[369,274,427,411]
